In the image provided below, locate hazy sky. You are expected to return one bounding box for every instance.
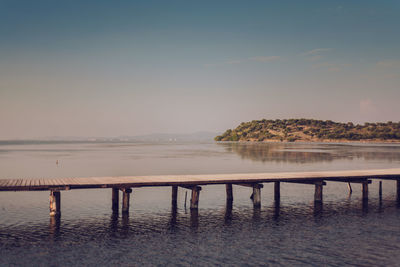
[0,1,399,139]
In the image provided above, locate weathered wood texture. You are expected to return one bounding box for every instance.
[172,186,178,206]
[347,182,353,194]
[112,188,119,212]
[274,182,280,201]
[190,186,201,209]
[122,188,132,213]
[362,181,369,200]
[49,191,61,217]
[0,168,399,191]
[314,181,323,202]
[397,179,400,202]
[252,184,262,207]
[226,184,233,201]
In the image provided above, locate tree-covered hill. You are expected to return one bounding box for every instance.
[215,119,400,142]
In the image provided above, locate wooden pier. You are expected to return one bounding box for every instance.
[1,168,400,217]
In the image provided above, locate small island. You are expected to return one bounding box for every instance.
[215,119,400,143]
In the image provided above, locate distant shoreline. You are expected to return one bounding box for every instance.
[215,119,400,143]
[216,139,400,144]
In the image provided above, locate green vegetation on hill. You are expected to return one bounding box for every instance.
[215,119,400,142]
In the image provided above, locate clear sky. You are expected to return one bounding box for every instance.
[0,0,399,139]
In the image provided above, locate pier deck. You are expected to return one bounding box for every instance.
[1,168,400,217]
[1,168,400,191]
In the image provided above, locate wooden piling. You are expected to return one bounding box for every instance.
[49,191,61,217]
[184,191,187,208]
[172,186,178,206]
[122,188,132,213]
[347,182,352,194]
[314,181,323,203]
[252,184,261,207]
[226,184,233,201]
[190,186,201,209]
[397,180,400,202]
[362,181,368,200]
[274,181,280,201]
[379,181,382,198]
[112,188,119,212]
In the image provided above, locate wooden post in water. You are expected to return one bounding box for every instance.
[347,182,353,194]
[314,181,323,203]
[252,184,262,207]
[122,188,132,213]
[172,186,178,206]
[190,186,201,209]
[397,179,400,202]
[112,188,119,212]
[379,181,382,199]
[226,184,233,202]
[362,181,368,200]
[274,182,280,201]
[49,190,61,217]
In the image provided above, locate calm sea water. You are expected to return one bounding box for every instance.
[1,141,400,266]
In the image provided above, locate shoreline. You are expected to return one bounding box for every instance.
[216,139,400,144]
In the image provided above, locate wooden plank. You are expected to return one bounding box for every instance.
[0,180,9,187]
[29,179,37,187]
[9,179,18,187]
[32,179,41,187]
[41,179,50,187]
[22,179,31,187]
[8,179,19,187]
[63,178,76,186]
[50,179,59,186]
[1,179,13,187]
[15,179,24,187]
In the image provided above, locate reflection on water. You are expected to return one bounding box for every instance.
[219,142,400,164]
[0,141,400,178]
[2,195,400,266]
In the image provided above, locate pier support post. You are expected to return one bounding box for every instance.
[190,186,202,209]
[226,184,233,202]
[314,181,323,203]
[172,186,178,207]
[362,181,369,200]
[397,180,400,202]
[122,188,132,213]
[274,182,280,201]
[49,190,61,217]
[252,184,262,208]
[347,182,353,194]
[112,188,119,212]
[379,181,382,199]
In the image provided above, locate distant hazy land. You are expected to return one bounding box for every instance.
[215,119,400,143]
[0,132,218,144]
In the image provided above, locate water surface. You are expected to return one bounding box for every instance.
[1,141,400,266]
